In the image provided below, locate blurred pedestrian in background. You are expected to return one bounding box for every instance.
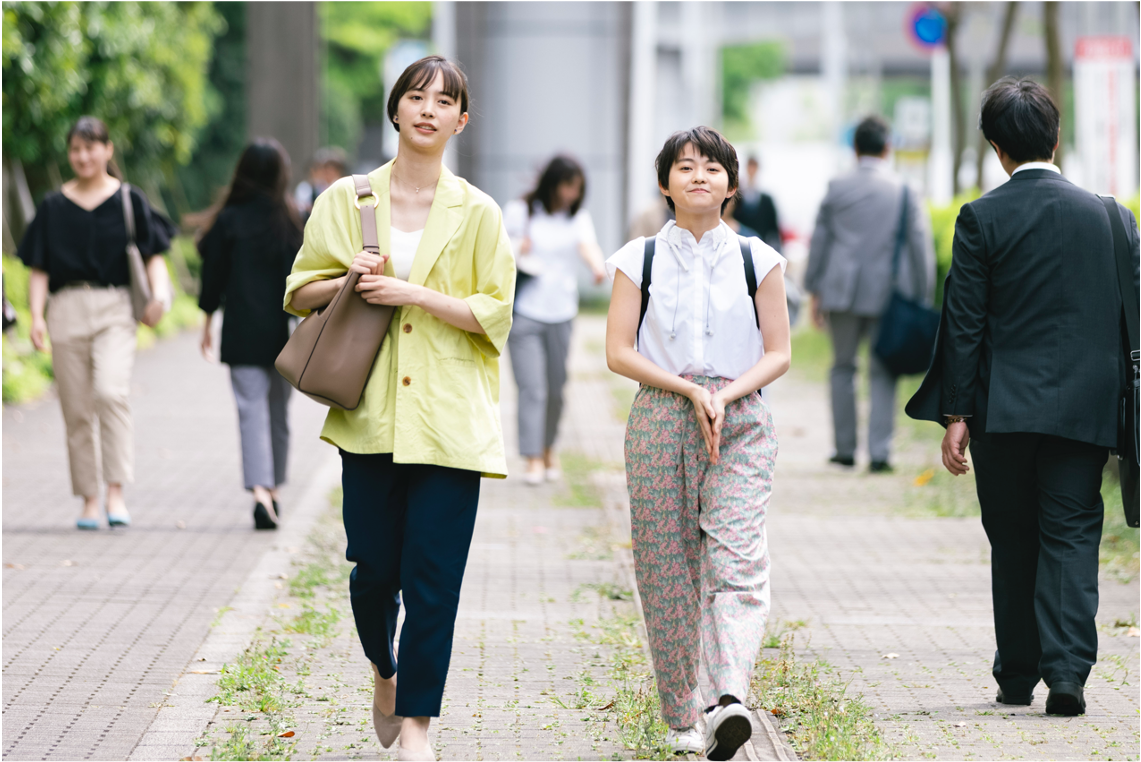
[285,55,514,761]
[733,155,782,252]
[294,146,349,222]
[805,115,934,472]
[17,116,175,530]
[505,155,606,485]
[196,138,304,531]
[907,77,1140,717]
[606,127,790,761]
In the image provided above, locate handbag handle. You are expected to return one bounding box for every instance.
[353,174,380,257]
[889,184,910,286]
[121,183,137,245]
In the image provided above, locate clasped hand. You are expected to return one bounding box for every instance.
[350,251,420,306]
[688,384,728,464]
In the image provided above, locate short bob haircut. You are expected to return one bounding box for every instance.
[524,155,586,217]
[979,76,1059,163]
[654,126,739,213]
[853,116,891,156]
[387,55,470,133]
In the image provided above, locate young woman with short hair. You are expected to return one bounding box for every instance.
[605,127,791,760]
[284,56,514,762]
[18,116,175,530]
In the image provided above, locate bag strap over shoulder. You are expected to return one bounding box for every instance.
[890,184,910,282]
[353,174,380,255]
[1100,195,1139,358]
[120,183,136,245]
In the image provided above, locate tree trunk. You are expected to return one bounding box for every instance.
[943,4,967,195]
[976,2,1019,190]
[1044,1,1064,168]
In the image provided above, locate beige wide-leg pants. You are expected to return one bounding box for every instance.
[46,285,136,497]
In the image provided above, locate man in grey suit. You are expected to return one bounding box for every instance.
[806,116,935,471]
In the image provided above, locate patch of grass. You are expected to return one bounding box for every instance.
[208,715,296,761]
[752,637,892,761]
[572,582,634,602]
[289,563,332,599]
[763,618,808,649]
[553,453,605,508]
[578,294,611,316]
[611,384,636,424]
[209,638,291,713]
[789,325,834,384]
[899,466,981,518]
[1100,463,1140,583]
[565,525,614,561]
[283,603,342,639]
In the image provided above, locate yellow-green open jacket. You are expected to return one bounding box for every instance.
[284,162,515,478]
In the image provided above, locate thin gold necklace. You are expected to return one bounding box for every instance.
[393,167,422,194]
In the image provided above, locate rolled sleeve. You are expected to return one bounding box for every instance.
[283,183,356,317]
[464,203,515,357]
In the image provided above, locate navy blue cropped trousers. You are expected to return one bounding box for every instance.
[340,451,481,717]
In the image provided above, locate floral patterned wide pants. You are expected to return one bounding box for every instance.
[625,376,777,729]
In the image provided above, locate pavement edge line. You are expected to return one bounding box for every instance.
[127,448,342,761]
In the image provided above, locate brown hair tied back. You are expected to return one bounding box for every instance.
[65,116,123,181]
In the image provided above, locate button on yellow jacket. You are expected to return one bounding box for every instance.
[284,161,515,478]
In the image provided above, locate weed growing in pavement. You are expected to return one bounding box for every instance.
[566,525,614,560]
[763,618,808,649]
[283,603,342,639]
[209,717,296,761]
[1100,464,1140,583]
[751,636,892,761]
[571,582,633,602]
[553,453,606,508]
[210,638,291,713]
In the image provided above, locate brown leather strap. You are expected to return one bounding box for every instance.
[120,183,136,244]
[353,174,379,255]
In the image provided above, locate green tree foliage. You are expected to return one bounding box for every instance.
[720,41,785,134]
[2,1,224,189]
[319,2,432,153]
[175,1,245,213]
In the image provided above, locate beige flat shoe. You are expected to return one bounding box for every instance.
[372,704,402,748]
[396,742,435,761]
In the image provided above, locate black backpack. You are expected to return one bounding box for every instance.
[637,235,759,333]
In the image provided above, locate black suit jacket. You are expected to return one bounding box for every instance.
[735,192,782,252]
[906,169,1140,448]
[198,198,304,366]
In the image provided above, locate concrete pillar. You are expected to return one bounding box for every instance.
[929,47,954,204]
[821,1,848,171]
[246,3,319,178]
[627,1,658,220]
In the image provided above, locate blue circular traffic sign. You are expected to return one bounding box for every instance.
[908,5,946,48]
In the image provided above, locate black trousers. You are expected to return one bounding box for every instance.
[340,451,481,717]
[969,433,1106,694]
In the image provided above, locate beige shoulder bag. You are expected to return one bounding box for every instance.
[275,175,395,410]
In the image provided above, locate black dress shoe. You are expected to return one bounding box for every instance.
[829,455,855,467]
[1045,682,1085,716]
[996,687,1034,705]
[253,501,279,530]
[869,460,894,474]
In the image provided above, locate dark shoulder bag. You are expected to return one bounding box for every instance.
[873,186,941,376]
[275,175,395,411]
[1100,196,1139,528]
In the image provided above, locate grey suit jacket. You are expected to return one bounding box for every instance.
[805,164,935,316]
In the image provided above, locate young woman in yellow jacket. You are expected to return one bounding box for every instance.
[284,57,514,762]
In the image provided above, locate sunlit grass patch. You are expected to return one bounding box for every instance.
[752,637,892,761]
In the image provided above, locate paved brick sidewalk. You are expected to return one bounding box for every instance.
[759,355,1140,760]
[2,330,333,760]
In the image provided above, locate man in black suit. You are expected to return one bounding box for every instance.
[734,155,782,252]
[906,77,1139,716]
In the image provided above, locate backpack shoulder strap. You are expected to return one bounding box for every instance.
[353,174,380,255]
[638,237,655,333]
[739,235,760,328]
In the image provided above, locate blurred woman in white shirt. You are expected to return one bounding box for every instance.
[505,155,606,485]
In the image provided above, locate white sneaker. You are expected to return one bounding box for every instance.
[704,703,752,761]
[523,470,543,486]
[665,725,704,755]
[545,467,562,482]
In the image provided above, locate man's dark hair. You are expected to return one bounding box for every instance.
[525,154,586,217]
[387,55,470,133]
[853,116,891,156]
[654,126,739,213]
[979,76,1059,163]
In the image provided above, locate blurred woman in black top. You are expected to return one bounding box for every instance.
[197,139,303,530]
[17,116,175,530]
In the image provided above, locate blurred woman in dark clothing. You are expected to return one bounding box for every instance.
[197,138,304,530]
